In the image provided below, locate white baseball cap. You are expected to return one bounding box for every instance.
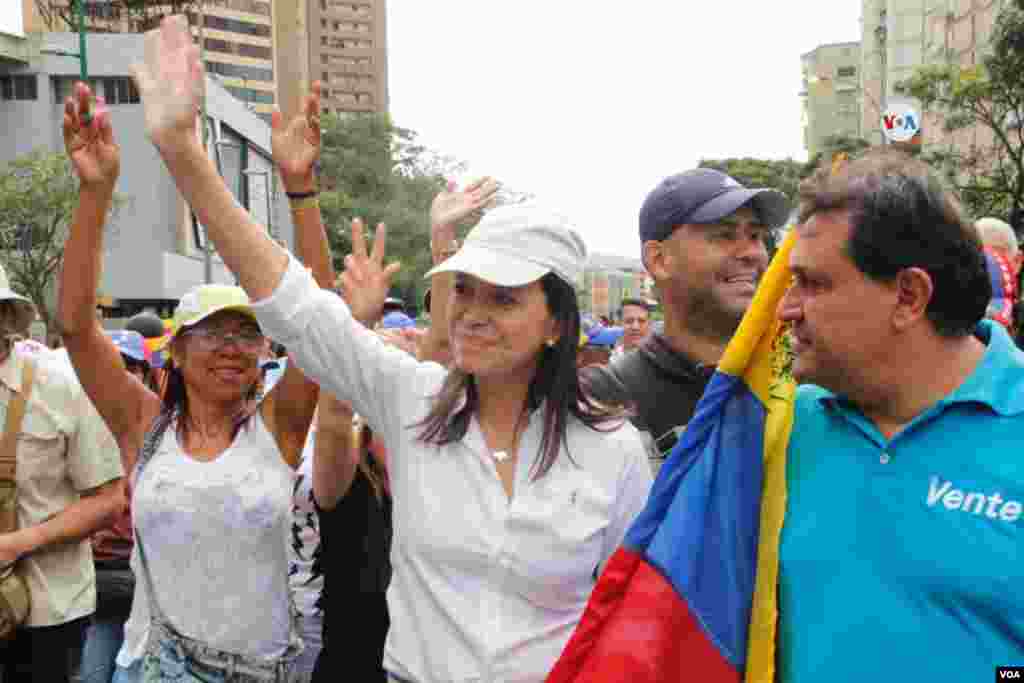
[425,205,587,288]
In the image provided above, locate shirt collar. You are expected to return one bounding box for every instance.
[817,319,1024,417]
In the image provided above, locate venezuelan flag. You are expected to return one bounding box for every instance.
[547,231,796,683]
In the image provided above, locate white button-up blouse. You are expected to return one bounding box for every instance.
[251,256,653,683]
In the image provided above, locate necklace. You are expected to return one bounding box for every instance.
[493,450,510,462]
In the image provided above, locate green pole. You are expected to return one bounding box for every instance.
[77,0,87,81]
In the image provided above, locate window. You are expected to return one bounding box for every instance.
[204,39,272,60]
[206,61,274,83]
[0,75,38,101]
[206,15,272,37]
[101,77,140,104]
[837,66,857,78]
[224,0,271,16]
[51,77,97,104]
[237,43,273,60]
[224,86,275,104]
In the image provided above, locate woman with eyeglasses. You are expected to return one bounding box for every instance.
[131,18,654,683]
[56,81,319,682]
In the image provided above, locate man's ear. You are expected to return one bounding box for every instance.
[642,240,670,282]
[892,267,934,331]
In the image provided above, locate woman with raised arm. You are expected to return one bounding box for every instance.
[133,17,653,683]
[56,81,318,683]
[271,83,396,683]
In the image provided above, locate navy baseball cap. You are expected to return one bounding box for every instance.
[639,169,790,242]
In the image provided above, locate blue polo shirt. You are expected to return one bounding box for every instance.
[779,320,1024,683]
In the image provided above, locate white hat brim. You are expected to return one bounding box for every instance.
[424,244,550,287]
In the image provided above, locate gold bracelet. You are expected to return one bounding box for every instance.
[289,196,320,211]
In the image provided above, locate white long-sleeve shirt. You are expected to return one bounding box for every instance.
[251,256,653,683]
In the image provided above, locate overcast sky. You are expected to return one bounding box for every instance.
[385,0,863,258]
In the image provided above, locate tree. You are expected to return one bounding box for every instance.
[897,0,1024,228]
[0,151,124,334]
[697,157,805,205]
[317,113,452,313]
[800,134,872,177]
[317,113,530,314]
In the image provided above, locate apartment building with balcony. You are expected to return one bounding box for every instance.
[309,0,388,115]
[860,0,1007,147]
[800,41,863,158]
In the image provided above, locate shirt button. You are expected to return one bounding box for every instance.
[879,452,891,465]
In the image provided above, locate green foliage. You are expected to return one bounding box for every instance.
[317,113,455,312]
[801,134,873,177]
[697,157,804,205]
[896,0,1024,225]
[0,151,124,330]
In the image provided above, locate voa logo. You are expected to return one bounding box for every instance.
[881,104,921,143]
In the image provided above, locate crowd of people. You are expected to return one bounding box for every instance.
[0,14,1020,683]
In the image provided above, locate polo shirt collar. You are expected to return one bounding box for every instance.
[817,319,1024,418]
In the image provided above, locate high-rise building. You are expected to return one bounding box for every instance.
[276,0,388,119]
[192,0,277,123]
[800,41,862,158]
[860,0,1007,147]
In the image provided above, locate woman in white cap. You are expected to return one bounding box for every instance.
[56,81,319,681]
[130,17,652,683]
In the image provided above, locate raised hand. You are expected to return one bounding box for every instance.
[430,176,500,232]
[130,15,204,146]
[338,218,401,327]
[271,81,321,193]
[63,82,120,190]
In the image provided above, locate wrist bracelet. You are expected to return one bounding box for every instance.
[290,196,320,211]
[285,190,318,200]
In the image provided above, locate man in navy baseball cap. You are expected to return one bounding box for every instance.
[584,168,790,474]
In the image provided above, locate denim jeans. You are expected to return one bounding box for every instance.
[112,660,142,683]
[80,560,134,683]
[141,622,292,682]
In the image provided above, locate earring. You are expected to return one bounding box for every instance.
[546,339,557,348]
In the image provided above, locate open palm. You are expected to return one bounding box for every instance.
[272,81,321,190]
[63,83,120,188]
[430,177,500,230]
[130,15,204,145]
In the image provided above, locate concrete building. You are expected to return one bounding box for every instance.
[580,253,650,319]
[0,31,295,318]
[24,0,278,123]
[860,0,1007,147]
[276,0,389,120]
[800,41,863,158]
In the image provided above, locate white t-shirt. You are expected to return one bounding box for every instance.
[252,256,654,683]
[116,412,296,665]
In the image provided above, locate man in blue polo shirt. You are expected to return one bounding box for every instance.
[776,149,1024,682]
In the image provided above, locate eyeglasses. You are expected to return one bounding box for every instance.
[185,327,265,353]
